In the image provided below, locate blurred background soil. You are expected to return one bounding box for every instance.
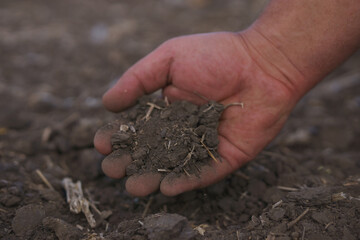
[0,0,359,239]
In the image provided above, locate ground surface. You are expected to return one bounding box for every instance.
[0,0,359,239]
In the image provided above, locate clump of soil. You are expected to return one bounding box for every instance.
[110,97,224,176]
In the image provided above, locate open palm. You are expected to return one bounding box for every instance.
[94,32,298,196]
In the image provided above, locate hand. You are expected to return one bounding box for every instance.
[94,31,299,196]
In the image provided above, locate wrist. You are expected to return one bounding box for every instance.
[236,27,311,100]
[238,0,360,100]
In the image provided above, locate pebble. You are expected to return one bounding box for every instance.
[311,210,331,224]
[39,189,64,203]
[42,217,82,240]
[269,208,286,221]
[144,213,195,240]
[0,194,21,207]
[12,204,46,236]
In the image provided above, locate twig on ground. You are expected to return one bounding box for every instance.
[62,178,97,228]
[183,168,191,177]
[182,145,195,167]
[277,186,299,191]
[202,104,214,113]
[343,182,359,186]
[287,208,310,229]
[0,208,7,213]
[41,127,52,143]
[142,196,154,218]
[157,169,171,173]
[35,169,55,190]
[236,230,241,240]
[325,222,334,230]
[200,135,219,163]
[302,226,306,240]
[272,200,283,209]
[142,102,162,121]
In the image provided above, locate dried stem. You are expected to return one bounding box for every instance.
[200,140,219,163]
[277,186,299,191]
[182,145,195,167]
[0,208,7,213]
[142,196,154,218]
[183,168,191,177]
[142,102,162,121]
[36,169,55,190]
[287,208,310,229]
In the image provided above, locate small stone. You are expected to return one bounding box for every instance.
[194,125,207,136]
[204,128,218,148]
[144,213,195,240]
[0,194,21,207]
[271,222,287,233]
[120,124,129,132]
[7,186,21,196]
[12,204,46,236]
[132,147,148,160]
[42,217,82,240]
[160,109,172,119]
[291,232,300,238]
[187,115,199,128]
[311,210,332,224]
[39,189,64,203]
[111,132,131,145]
[269,208,286,221]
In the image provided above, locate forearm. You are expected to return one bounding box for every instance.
[240,0,360,98]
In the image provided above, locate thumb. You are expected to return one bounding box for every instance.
[103,43,173,112]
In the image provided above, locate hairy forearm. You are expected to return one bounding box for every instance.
[241,0,360,98]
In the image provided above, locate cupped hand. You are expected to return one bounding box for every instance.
[94,31,300,196]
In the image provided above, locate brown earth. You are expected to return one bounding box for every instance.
[108,97,223,177]
[0,0,359,239]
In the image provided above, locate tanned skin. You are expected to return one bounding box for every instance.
[94,0,360,196]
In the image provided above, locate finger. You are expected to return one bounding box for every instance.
[94,121,121,155]
[101,150,132,179]
[103,42,174,112]
[162,85,208,105]
[160,136,251,196]
[160,160,233,196]
[125,173,162,197]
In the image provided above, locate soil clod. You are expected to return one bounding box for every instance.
[12,204,46,237]
[109,98,224,177]
[144,213,195,240]
[42,217,82,240]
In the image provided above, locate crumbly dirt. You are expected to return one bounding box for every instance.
[1,0,360,239]
[110,98,224,177]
